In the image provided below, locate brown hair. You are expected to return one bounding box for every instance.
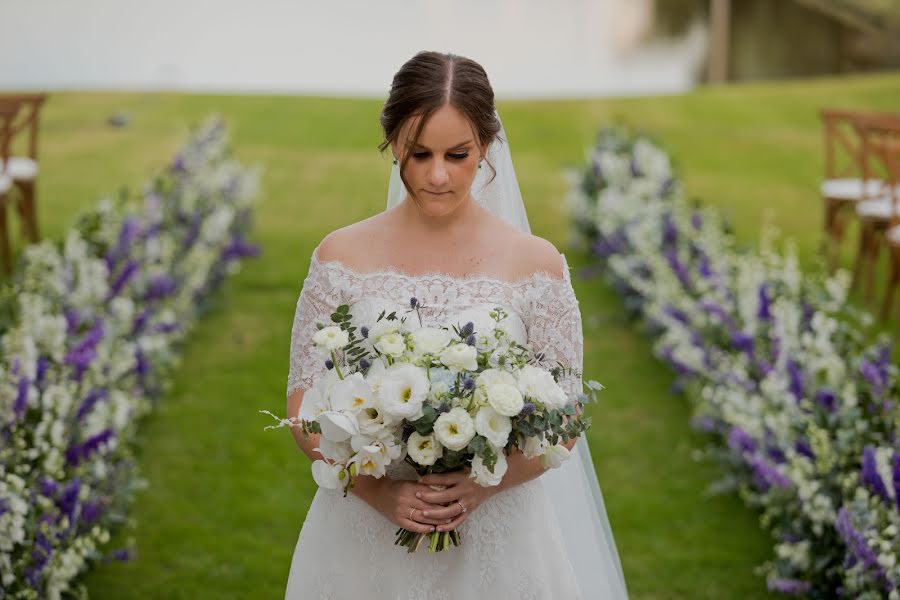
[378,51,502,203]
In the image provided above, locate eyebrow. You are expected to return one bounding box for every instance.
[412,139,474,150]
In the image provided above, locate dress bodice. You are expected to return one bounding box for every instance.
[286,242,585,419]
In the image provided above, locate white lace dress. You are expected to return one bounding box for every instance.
[283,244,628,600]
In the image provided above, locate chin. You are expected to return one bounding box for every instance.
[418,192,462,215]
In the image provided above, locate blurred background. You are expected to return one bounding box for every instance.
[2,1,900,599]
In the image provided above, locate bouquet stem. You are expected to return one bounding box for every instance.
[394,527,462,553]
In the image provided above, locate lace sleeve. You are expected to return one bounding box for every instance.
[524,254,584,402]
[286,251,344,398]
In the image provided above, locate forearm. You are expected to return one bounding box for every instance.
[496,436,578,494]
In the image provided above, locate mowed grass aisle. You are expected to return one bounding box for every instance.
[13,73,893,598]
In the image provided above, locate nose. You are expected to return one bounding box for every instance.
[428,159,449,187]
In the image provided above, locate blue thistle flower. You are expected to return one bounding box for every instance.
[324,359,334,370]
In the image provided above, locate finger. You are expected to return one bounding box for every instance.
[436,510,468,532]
[410,504,451,525]
[417,501,464,521]
[416,485,456,505]
[419,471,467,486]
[400,517,437,535]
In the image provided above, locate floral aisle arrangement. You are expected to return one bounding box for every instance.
[566,125,900,598]
[0,116,261,600]
[262,300,602,553]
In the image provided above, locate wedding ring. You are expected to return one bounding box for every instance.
[456,500,467,513]
[409,507,416,520]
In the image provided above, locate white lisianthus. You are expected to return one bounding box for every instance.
[440,342,478,372]
[470,452,508,487]
[368,319,401,342]
[311,460,344,489]
[375,332,406,357]
[485,383,524,417]
[377,364,429,419]
[474,406,512,449]
[407,431,443,466]
[330,372,372,413]
[540,443,571,469]
[357,406,388,435]
[312,325,349,352]
[410,327,453,356]
[316,411,359,442]
[433,407,477,451]
[476,368,517,389]
[516,365,568,409]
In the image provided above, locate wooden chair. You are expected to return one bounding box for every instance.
[821,109,898,273]
[848,113,900,305]
[0,100,20,274]
[872,120,900,321]
[0,93,47,245]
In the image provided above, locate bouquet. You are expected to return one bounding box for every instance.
[261,297,601,553]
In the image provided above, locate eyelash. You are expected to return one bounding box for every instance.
[411,152,469,161]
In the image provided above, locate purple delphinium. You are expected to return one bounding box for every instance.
[749,454,792,491]
[757,283,772,321]
[221,236,261,262]
[662,213,678,246]
[665,250,692,290]
[786,358,805,402]
[814,388,838,412]
[63,306,81,334]
[727,425,758,455]
[794,438,815,461]
[144,274,178,302]
[40,477,59,498]
[75,388,109,422]
[893,452,900,514]
[131,306,154,336]
[767,578,812,595]
[105,217,141,270]
[663,304,690,326]
[65,320,106,381]
[36,357,48,386]
[66,429,116,467]
[697,250,713,280]
[107,260,140,301]
[731,331,754,355]
[835,507,888,584]
[13,376,30,421]
[690,415,717,433]
[690,212,703,230]
[861,446,892,504]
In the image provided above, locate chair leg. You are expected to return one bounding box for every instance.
[865,228,883,307]
[0,199,12,275]
[15,180,39,243]
[825,199,845,273]
[882,246,900,322]
[851,220,870,294]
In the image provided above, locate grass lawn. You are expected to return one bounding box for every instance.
[14,71,897,598]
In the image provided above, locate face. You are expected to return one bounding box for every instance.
[391,104,488,218]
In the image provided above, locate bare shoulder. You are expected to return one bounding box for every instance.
[513,234,566,281]
[315,216,382,264]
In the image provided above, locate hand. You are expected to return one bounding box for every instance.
[416,467,497,532]
[370,478,456,534]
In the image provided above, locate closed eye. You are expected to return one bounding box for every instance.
[412,152,469,161]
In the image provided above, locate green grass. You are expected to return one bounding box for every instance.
[14,71,894,598]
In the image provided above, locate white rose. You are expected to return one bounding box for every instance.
[433,407,477,451]
[516,365,568,409]
[440,343,478,372]
[311,460,343,489]
[410,328,453,356]
[407,431,443,466]
[375,332,406,357]
[312,325,349,352]
[377,364,429,419]
[476,368,517,389]
[470,452,508,487]
[474,406,512,449]
[486,383,524,417]
[540,444,570,469]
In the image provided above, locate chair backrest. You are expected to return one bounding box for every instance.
[0,93,47,160]
[856,115,900,225]
[0,99,25,168]
[820,108,900,184]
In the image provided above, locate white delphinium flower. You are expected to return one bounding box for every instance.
[312,325,349,352]
[440,342,477,372]
[410,327,453,357]
[434,407,476,451]
[407,431,443,466]
[470,452,508,486]
[474,406,512,448]
[516,365,568,409]
[540,443,571,469]
[377,364,429,420]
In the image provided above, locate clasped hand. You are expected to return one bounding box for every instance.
[377,467,497,534]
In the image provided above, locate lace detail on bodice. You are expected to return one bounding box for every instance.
[286,243,584,402]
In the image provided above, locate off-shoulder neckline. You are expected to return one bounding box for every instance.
[310,243,571,287]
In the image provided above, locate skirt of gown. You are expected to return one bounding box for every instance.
[284,459,586,600]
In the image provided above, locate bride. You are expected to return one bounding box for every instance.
[283,50,629,599]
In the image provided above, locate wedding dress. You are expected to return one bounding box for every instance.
[283,244,629,599]
[283,110,628,599]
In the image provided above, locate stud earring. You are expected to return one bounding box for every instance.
[393,158,398,165]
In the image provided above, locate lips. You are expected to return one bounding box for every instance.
[425,190,449,195]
